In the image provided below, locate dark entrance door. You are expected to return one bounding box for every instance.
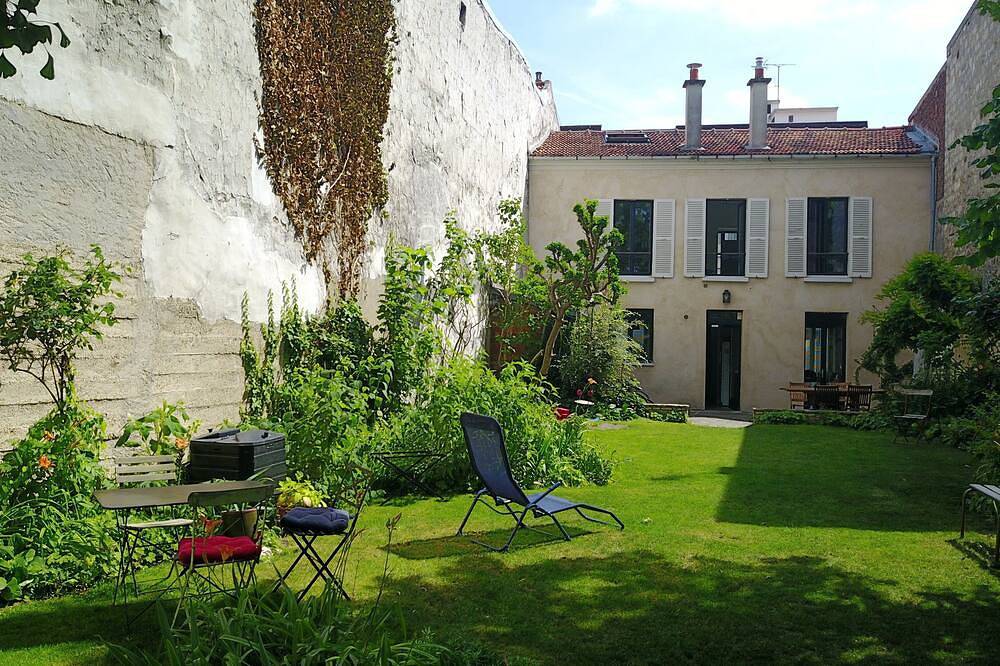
[706,310,742,410]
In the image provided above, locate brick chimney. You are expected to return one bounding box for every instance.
[746,57,771,150]
[683,63,706,150]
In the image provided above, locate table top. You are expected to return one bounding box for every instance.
[95,480,271,511]
[779,386,885,393]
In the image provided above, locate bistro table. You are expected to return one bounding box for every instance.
[95,479,270,618]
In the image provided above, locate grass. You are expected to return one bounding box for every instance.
[2,420,1000,664]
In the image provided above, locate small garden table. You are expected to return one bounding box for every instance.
[95,479,268,618]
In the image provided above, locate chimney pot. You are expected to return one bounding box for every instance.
[746,57,772,150]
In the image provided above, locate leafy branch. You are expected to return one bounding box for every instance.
[1,0,70,79]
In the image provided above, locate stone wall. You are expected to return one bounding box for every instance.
[937,1,1000,266]
[0,0,557,446]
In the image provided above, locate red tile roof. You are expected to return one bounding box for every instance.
[531,126,929,158]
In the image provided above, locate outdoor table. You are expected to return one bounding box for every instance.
[778,386,884,410]
[95,479,269,617]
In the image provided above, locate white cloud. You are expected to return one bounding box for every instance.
[588,0,620,18]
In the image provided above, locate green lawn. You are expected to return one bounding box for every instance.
[3,421,1000,664]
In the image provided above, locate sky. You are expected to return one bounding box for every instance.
[488,0,974,130]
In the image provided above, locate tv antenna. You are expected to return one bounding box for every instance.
[764,61,796,103]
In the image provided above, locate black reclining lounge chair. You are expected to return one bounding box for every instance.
[457,412,624,552]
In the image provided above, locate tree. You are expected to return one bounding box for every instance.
[0,246,121,415]
[534,200,624,377]
[1,1,71,79]
[940,0,1000,266]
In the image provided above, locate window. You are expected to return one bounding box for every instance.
[705,199,746,276]
[605,132,650,144]
[804,312,846,383]
[787,114,794,122]
[807,197,849,275]
[628,309,654,363]
[614,200,653,275]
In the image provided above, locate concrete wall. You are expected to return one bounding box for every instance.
[938,2,1000,268]
[0,0,557,445]
[527,157,932,410]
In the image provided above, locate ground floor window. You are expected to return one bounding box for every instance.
[627,309,654,363]
[804,312,847,383]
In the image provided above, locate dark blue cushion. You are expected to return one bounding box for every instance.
[280,507,350,534]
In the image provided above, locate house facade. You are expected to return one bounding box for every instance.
[527,63,935,411]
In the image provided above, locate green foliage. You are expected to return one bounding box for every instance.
[0,402,115,601]
[377,357,613,492]
[534,200,625,376]
[114,586,450,665]
[753,410,808,425]
[559,305,644,411]
[752,410,892,431]
[0,1,71,79]
[925,392,1000,485]
[116,401,200,463]
[644,408,688,424]
[276,478,325,509]
[860,253,980,381]
[981,0,1000,21]
[0,246,122,414]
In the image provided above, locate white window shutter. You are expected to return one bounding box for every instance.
[745,198,769,278]
[848,197,873,278]
[595,199,613,224]
[785,197,807,277]
[684,199,706,278]
[652,199,675,278]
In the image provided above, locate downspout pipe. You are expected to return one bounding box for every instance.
[929,153,938,252]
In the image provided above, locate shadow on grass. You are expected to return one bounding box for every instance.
[716,425,973,531]
[388,524,593,560]
[948,538,1000,576]
[383,550,1000,664]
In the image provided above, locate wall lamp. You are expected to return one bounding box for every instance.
[722,289,731,304]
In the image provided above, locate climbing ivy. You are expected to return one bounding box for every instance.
[254,0,396,298]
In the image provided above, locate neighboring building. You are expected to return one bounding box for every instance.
[768,101,838,124]
[0,0,556,444]
[910,0,1000,271]
[528,62,934,411]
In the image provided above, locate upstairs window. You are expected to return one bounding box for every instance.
[807,197,848,275]
[705,199,746,277]
[605,132,650,144]
[627,309,654,363]
[614,200,653,276]
[804,312,846,383]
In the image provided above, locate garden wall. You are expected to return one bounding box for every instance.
[0,0,557,446]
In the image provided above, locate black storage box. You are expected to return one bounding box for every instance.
[188,429,286,482]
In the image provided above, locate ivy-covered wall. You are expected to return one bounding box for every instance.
[0,0,557,443]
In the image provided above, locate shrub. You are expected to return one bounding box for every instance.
[0,403,115,600]
[753,410,807,425]
[559,305,645,413]
[377,357,613,492]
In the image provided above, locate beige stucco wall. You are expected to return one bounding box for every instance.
[527,157,932,410]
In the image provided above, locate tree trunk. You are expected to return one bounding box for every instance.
[539,316,564,377]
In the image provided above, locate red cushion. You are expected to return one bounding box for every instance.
[177,536,261,565]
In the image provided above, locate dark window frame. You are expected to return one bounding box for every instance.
[627,308,654,364]
[804,312,847,384]
[807,197,849,276]
[705,198,747,277]
[614,200,654,276]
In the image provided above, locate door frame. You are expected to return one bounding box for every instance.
[705,310,743,410]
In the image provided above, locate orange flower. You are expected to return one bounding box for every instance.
[38,455,53,470]
[587,377,597,385]
[218,545,236,563]
[201,517,222,535]
[42,431,56,442]
[175,437,190,451]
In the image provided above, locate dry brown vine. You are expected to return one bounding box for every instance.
[255,0,396,298]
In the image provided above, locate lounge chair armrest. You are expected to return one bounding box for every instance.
[527,481,563,507]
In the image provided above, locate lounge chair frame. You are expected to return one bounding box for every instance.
[457,412,624,552]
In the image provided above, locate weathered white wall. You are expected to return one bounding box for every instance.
[0,0,557,443]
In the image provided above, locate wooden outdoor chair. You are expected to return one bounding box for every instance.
[813,384,841,411]
[787,382,811,410]
[845,385,874,412]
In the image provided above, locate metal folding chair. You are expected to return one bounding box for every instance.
[173,481,274,625]
[457,412,624,553]
[112,455,191,606]
[272,486,368,601]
